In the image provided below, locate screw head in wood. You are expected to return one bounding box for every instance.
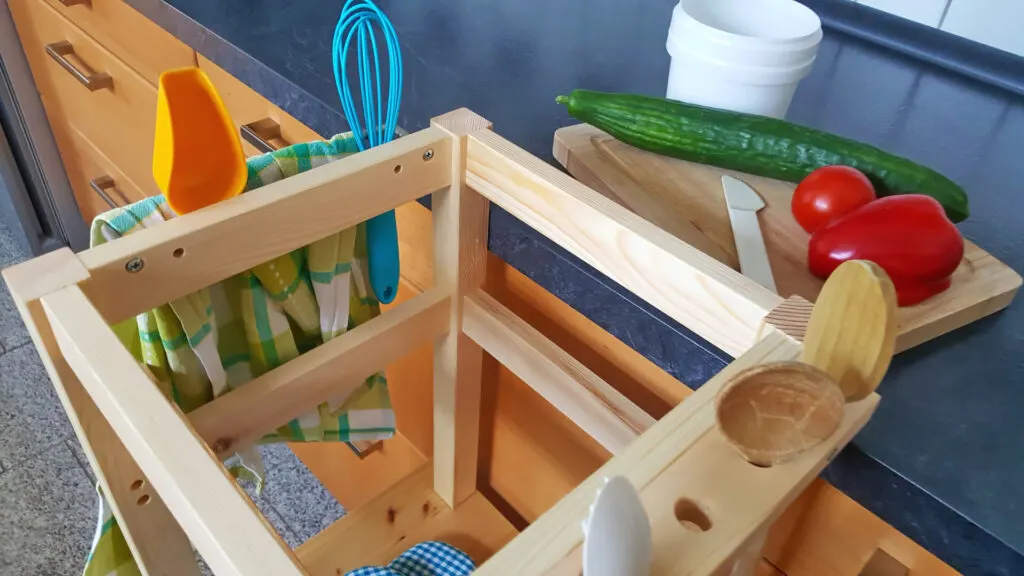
[423,149,434,161]
[125,257,144,273]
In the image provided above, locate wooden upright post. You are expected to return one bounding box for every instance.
[3,249,202,575]
[430,109,493,507]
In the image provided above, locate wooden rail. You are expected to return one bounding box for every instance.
[189,289,451,457]
[77,127,452,323]
[464,129,783,357]
[2,109,891,576]
[462,290,654,454]
[41,285,306,576]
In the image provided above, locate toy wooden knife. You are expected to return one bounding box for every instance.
[721,175,777,293]
[582,476,651,576]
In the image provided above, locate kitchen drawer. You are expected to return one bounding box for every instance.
[197,54,323,156]
[40,0,195,85]
[52,120,150,223]
[10,0,158,201]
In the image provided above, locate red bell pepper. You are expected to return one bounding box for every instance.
[809,195,964,306]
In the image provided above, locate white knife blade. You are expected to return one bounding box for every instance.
[721,175,777,293]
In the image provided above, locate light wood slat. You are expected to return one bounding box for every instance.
[462,290,654,454]
[189,289,450,457]
[296,465,518,575]
[638,397,873,576]
[430,109,493,507]
[465,130,783,358]
[3,249,201,575]
[761,295,812,344]
[40,285,305,576]
[476,333,874,575]
[77,127,451,324]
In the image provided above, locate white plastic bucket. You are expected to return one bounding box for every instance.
[665,0,822,118]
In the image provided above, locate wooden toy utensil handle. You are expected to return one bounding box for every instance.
[801,260,898,401]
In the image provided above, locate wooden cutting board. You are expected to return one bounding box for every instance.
[554,123,1022,351]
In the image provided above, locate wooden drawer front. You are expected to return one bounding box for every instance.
[10,0,158,200]
[198,54,323,156]
[53,121,149,223]
[41,0,195,86]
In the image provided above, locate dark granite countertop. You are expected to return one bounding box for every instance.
[125,0,1024,573]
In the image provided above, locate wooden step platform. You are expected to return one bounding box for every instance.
[296,464,518,575]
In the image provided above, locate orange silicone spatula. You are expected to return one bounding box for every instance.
[153,67,246,214]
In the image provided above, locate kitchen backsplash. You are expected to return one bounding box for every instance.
[851,0,1024,57]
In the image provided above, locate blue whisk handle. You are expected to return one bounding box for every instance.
[334,0,403,304]
[366,210,399,304]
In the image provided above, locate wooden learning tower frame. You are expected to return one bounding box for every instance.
[3,108,883,575]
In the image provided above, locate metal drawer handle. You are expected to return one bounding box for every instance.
[45,41,113,91]
[58,0,91,6]
[89,176,126,209]
[240,118,286,154]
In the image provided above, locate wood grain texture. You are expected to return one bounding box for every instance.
[189,289,450,457]
[761,296,813,344]
[470,129,783,357]
[756,559,785,576]
[290,433,427,511]
[536,396,878,576]
[51,121,150,223]
[430,109,493,506]
[309,202,954,575]
[41,285,303,576]
[479,334,792,574]
[289,282,438,509]
[3,250,201,575]
[730,528,771,576]
[859,549,910,576]
[296,465,517,575]
[802,261,898,402]
[763,479,958,576]
[9,0,162,200]
[716,362,845,467]
[76,126,451,324]
[199,55,322,152]
[477,333,878,575]
[41,0,196,85]
[462,290,654,454]
[554,123,1021,352]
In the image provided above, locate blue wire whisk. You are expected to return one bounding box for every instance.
[333,0,403,303]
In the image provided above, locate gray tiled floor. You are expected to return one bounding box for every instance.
[0,217,344,574]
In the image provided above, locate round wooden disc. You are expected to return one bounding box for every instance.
[801,260,898,401]
[716,361,845,467]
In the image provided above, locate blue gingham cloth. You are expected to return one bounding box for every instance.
[346,542,475,576]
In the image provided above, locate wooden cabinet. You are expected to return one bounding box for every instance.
[8,0,176,223]
[7,2,961,574]
[198,55,322,157]
[39,0,195,84]
[51,121,147,223]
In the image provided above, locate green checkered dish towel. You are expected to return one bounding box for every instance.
[82,133,395,575]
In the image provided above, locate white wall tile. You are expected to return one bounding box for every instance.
[941,0,1024,57]
[856,0,950,27]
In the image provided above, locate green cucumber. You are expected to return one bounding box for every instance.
[556,90,969,222]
